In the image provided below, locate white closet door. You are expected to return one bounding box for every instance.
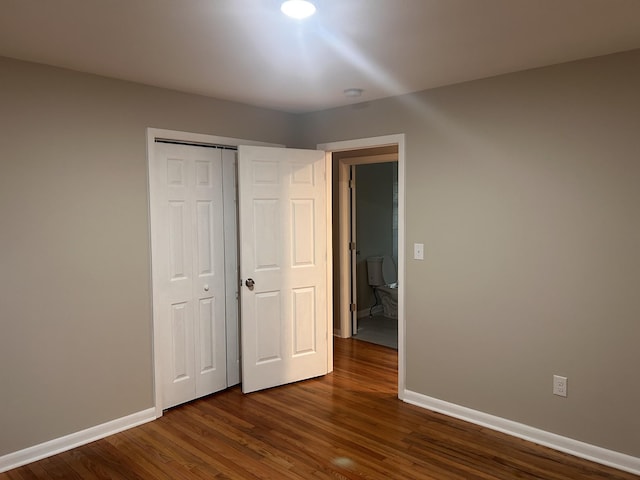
[150,142,228,409]
[238,146,329,393]
[221,149,240,387]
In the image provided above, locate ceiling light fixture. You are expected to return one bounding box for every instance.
[281,0,316,19]
[343,88,363,98]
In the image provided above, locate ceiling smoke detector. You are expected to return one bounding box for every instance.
[281,1,316,19]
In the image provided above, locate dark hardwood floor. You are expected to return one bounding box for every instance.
[2,338,637,479]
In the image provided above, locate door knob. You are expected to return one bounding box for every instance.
[245,278,255,288]
[203,284,209,292]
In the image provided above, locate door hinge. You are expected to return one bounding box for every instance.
[349,179,355,189]
[349,242,356,251]
[350,303,356,312]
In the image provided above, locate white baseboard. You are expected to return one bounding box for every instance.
[0,408,156,473]
[333,327,349,338]
[402,390,640,476]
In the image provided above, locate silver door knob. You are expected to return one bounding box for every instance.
[245,278,255,288]
[203,284,209,292]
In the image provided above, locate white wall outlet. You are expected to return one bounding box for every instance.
[553,375,568,397]
[414,243,424,260]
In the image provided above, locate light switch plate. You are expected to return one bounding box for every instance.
[414,243,424,260]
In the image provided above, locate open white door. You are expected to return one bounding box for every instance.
[349,165,358,335]
[238,146,329,393]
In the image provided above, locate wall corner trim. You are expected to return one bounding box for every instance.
[403,390,640,476]
[0,408,156,473]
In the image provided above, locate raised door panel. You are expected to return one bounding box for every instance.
[168,201,189,280]
[292,287,316,356]
[253,199,281,271]
[254,291,282,363]
[291,199,315,267]
[170,302,195,385]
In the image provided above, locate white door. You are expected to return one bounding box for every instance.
[150,142,229,408]
[238,146,329,393]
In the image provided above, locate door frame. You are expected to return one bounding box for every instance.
[318,134,406,398]
[146,128,282,417]
[346,155,398,332]
[349,165,357,335]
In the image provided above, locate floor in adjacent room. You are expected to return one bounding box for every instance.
[352,314,398,349]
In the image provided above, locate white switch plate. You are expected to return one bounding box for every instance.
[414,243,424,260]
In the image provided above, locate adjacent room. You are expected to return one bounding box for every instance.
[1,0,639,478]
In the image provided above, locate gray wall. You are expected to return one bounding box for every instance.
[2,48,639,460]
[0,56,295,456]
[356,162,396,309]
[299,50,640,457]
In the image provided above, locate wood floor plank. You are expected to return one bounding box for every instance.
[1,338,637,479]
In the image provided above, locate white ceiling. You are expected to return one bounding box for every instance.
[1,0,640,113]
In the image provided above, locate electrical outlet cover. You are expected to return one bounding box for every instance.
[553,375,568,397]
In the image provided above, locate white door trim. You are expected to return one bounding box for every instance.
[146,128,282,418]
[318,134,406,399]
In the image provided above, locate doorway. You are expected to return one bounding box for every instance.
[319,134,406,396]
[352,160,399,349]
[331,148,398,346]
